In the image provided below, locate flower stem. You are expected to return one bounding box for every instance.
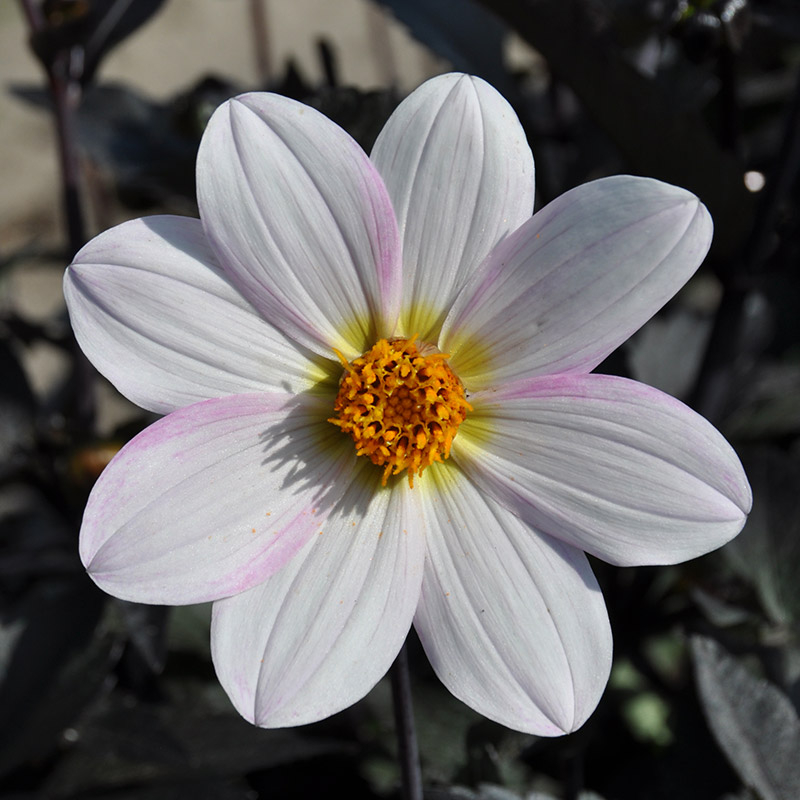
[390,641,423,800]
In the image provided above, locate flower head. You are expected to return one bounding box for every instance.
[65,73,751,735]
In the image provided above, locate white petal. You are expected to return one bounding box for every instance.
[65,215,326,415]
[197,93,402,360]
[211,471,425,727]
[80,392,359,605]
[441,176,713,389]
[414,465,612,735]
[455,374,752,567]
[371,73,534,341]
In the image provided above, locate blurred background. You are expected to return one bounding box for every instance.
[1,1,799,799]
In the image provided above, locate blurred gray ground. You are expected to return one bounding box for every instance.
[0,0,443,429]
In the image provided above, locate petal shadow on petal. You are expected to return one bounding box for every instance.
[256,382,390,522]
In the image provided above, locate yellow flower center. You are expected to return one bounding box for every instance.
[329,337,471,486]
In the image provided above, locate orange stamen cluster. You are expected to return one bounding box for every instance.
[329,337,471,486]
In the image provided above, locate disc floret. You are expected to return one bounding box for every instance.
[329,337,471,486]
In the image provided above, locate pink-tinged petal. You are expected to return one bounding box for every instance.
[211,471,424,727]
[371,73,534,341]
[80,392,358,605]
[197,93,401,360]
[65,215,327,415]
[441,176,713,389]
[414,465,612,735]
[455,374,752,567]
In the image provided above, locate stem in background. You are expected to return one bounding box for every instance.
[18,0,42,30]
[18,0,95,427]
[249,0,272,86]
[390,641,423,800]
[718,19,741,157]
[52,60,96,427]
[18,0,87,258]
[689,67,800,421]
[48,56,86,259]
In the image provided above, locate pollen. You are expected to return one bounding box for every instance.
[329,337,471,487]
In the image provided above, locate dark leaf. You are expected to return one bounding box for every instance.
[75,82,200,205]
[117,601,170,676]
[371,0,515,99]
[692,636,800,800]
[165,602,211,659]
[306,86,399,154]
[752,0,800,42]
[726,361,800,440]
[425,788,605,799]
[626,307,713,400]
[52,777,257,800]
[32,0,168,85]
[9,81,200,207]
[723,449,800,624]
[0,484,77,599]
[0,340,36,480]
[44,694,355,797]
[474,0,755,260]
[691,588,757,629]
[0,574,108,778]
